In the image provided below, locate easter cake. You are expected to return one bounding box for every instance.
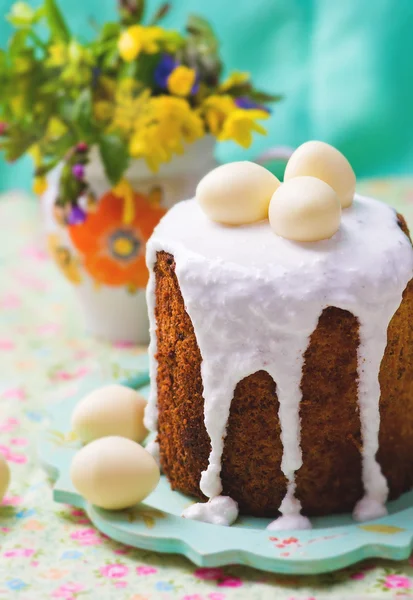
[144,141,413,530]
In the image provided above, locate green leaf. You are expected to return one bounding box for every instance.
[186,14,219,54]
[72,88,94,138]
[98,132,129,185]
[150,2,170,24]
[119,0,145,25]
[99,22,121,42]
[8,29,28,55]
[249,90,283,104]
[44,0,70,42]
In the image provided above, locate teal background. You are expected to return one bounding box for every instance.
[1,0,412,192]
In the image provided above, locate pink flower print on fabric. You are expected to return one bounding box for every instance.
[384,575,412,589]
[0,445,27,464]
[0,340,14,351]
[100,564,129,578]
[2,495,22,506]
[22,245,48,261]
[52,367,90,382]
[0,293,21,309]
[37,323,61,335]
[16,272,47,292]
[0,418,19,432]
[218,577,242,588]
[70,528,102,546]
[194,568,225,581]
[52,582,84,600]
[350,572,366,580]
[10,438,27,447]
[3,548,35,558]
[1,387,25,401]
[114,581,128,588]
[136,566,157,575]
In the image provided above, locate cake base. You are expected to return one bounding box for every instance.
[153,225,413,517]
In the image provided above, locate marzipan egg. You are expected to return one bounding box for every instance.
[284,141,356,208]
[70,436,160,510]
[71,384,148,444]
[269,176,341,242]
[196,161,280,225]
[0,454,10,501]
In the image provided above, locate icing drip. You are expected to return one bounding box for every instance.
[267,513,312,531]
[182,496,239,526]
[145,195,413,525]
[353,319,394,521]
[144,266,158,433]
[145,440,161,469]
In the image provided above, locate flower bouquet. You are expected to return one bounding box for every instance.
[0,0,281,343]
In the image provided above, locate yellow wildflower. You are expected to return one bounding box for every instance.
[200,95,236,135]
[118,25,163,62]
[219,108,269,148]
[94,100,113,122]
[29,144,42,167]
[46,117,67,139]
[163,30,184,53]
[46,43,67,67]
[14,56,32,74]
[219,71,250,92]
[111,80,151,134]
[167,65,197,96]
[142,26,165,53]
[33,176,48,196]
[129,96,204,171]
[10,95,24,117]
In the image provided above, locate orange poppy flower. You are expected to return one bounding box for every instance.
[69,187,165,289]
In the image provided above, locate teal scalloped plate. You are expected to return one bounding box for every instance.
[38,357,413,575]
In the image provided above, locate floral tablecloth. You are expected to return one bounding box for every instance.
[1,179,413,600]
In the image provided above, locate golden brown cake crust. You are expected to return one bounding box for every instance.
[153,215,413,517]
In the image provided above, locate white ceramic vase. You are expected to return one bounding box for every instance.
[42,136,217,345]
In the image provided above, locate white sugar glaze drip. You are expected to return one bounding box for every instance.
[145,195,413,526]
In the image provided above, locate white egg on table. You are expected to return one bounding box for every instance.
[0,454,10,501]
[269,176,341,242]
[70,436,160,510]
[71,384,148,444]
[196,161,280,225]
[284,140,356,208]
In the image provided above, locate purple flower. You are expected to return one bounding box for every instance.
[191,75,200,95]
[235,97,271,113]
[72,164,85,180]
[67,205,87,225]
[154,54,200,95]
[154,54,177,89]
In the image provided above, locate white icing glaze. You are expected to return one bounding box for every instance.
[145,439,161,469]
[182,496,239,526]
[145,195,413,525]
[267,513,312,531]
[144,265,158,432]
